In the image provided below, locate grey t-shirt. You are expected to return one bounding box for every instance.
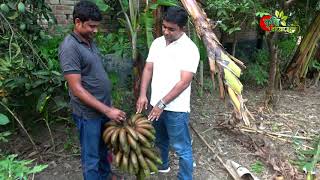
[59,32,111,119]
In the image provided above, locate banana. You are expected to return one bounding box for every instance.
[102,128,110,142]
[143,166,151,178]
[125,125,138,140]
[103,124,118,136]
[150,128,156,135]
[131,113,144,124]
[104,124,118,133]
[145,158,158,174]
[136,127,156,140]
[141,147,156,160]
[141,147,163,165]
[137,154,148,169]
[110,127,121,146]
[121,154,129,172]
[134,144,142,155]
[130,150,139,170]
[138,169,145,179]
[101,113,163,175]
[114,151,123,168]
[136,131,152,148]
[128,160,134,175]
[124,145,131,157]
[127,133,137,150]
[135,123,154,130]
[135,117,150,125]
[119,128,129,153]
[103,127,117,144]
[104,120,118,128]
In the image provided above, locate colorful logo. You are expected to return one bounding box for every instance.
[259,10,300,33]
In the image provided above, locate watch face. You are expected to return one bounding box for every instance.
[157,104,164,109]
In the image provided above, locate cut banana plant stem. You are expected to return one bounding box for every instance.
[180,0,253,125]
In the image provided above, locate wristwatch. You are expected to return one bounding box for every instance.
[156,99,166,110]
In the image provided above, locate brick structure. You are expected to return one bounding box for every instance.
[46,0,78,25]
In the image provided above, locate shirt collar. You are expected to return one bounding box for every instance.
[71,32,94,48]
[70,32,84,43]
[165,33,186,46]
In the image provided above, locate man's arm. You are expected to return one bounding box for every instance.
[136,62,153,113]
[64,74,126,122]
[162,71,193,105]
[148,71,193,121]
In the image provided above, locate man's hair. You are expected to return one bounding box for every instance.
[73,1,102,23]
[163,6,188,28]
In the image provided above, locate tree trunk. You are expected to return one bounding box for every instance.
[285,13,320,88]
[132,31,144,100]
[265,33,278,106]
[232,33,237,56]
[314,44,320,86]
[152,0,162,38]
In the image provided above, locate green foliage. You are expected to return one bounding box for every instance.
[96,30,131,58]
[309,58,320,72]
[292,138,320,173]
[92,0,110,12]
[108,72,135,114]
[205,0,256,34]
[250,160,265,174]
[63,126,80,154]
[0,113,9,125]
[278,36,297,61]
[0,0,69,129]
[278,36,298,72]
[0,113,10,142]
[0,154,48,180]
[241,49,269,86]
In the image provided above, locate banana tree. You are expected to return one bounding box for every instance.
[286,12,320,88]
[117,0,177,100]
[180,0,251,125]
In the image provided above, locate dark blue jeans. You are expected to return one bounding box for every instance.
[153,111,193,180]
[72,114,111,180]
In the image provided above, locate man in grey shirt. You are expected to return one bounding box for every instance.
[58,1,126,179]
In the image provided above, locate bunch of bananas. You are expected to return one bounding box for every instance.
[103,113,162,179]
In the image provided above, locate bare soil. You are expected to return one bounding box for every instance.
[2,86,320,180]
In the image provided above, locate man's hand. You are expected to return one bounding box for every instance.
[136,96,148,113]
[148,106,163,121]
[104,107,126,123]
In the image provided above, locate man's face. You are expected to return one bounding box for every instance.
[75,18,100,41]
[162,20,183,43]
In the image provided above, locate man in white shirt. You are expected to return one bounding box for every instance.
[136,6,199,180]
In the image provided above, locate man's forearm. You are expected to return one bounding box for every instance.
[139,66,153,97]
[162,80,190,105]
[72,87,111,115]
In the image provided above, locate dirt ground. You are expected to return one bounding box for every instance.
[2,86,320,180]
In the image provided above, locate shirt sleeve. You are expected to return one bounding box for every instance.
[59,44,81,75]
[180,44,200,73]
[146,40,157,63]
